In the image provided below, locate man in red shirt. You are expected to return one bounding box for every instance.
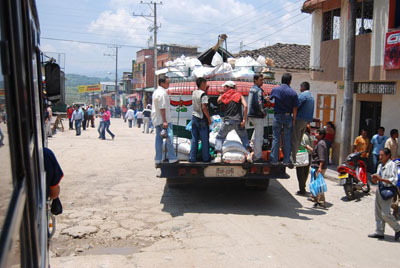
[66,106,74,130]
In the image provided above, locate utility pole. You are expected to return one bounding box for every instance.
[104,45,121,106]
[339,0,357,163]
[133,1,162,89]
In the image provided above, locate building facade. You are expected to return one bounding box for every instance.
[302,0,400,164]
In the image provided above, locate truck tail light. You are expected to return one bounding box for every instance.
[178,168,186,176]
[190,168,198,175]
[262,166,270,175]
[250,166,258,174]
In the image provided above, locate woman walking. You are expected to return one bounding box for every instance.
[97,107,105,139]
[101,107,115,140]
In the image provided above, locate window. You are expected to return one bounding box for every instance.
[356,0,374,35]
[389,0,400,29]
[0,23,14,236]
[322,8,341,41]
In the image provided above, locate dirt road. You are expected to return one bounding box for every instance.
[49,118,399,268]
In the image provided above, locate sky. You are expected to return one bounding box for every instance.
[37,0,311,78]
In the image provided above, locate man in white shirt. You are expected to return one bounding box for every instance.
[151,74,178,164]
[71,105,84,136]
[369,148,400,241]
[125,106,135,128]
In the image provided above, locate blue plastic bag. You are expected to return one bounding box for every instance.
[185,120,192,131]
[394,158,400,188]
[309,168,327,197]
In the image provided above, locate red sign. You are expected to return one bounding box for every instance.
[384,30,400,70]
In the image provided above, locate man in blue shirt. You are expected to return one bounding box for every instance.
[371,127,388,172]
[87,105,95,128]
[268,73,299,165]
[291,81,314,165]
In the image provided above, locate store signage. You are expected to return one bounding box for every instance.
[78,84,101,93]
[384,30,400,70]
[355,82,396,94]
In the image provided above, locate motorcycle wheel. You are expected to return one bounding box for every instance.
[362,183,370,193]
[344,183,355,201]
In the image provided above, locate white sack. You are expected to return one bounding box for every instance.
[212,63,233,78]
[211,52,223,67]
[222,151,245,164]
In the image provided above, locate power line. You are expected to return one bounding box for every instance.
[231,14,311,52]
[41,37,144,48]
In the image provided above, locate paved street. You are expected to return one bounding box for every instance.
[49,118,399,268]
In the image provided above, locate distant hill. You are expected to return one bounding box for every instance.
[65,74,111,87]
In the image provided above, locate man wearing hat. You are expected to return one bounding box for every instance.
[214,81,252,163]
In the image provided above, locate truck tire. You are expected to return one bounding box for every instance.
[244,179,270,191]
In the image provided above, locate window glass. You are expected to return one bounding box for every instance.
[0,28,14,234]
[356,0,374,35]
[322,9,341,41]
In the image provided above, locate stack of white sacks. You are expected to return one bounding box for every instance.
[155,53,272,81]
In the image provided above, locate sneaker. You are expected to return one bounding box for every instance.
[368,233,384,239]
[296,190,306,196]
[169,159,179,164]
[212,154,222,163]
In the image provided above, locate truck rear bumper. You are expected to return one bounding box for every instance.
[155,161,288,180]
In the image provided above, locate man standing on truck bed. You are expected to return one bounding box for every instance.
[248,74,267,163]
[268,73,299,166]
[214,81,252,163]
[190,77,212,162]
[152,74,178,164]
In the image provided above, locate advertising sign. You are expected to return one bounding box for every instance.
[78,84,101,93]
[384,30,400,70]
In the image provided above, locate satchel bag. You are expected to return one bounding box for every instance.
[378,182,396,200]
[51,197,63,215]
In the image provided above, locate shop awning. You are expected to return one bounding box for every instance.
[301,0,328,13]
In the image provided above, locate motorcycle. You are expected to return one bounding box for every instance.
[337,151,370,200]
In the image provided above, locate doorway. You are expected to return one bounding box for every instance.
[358,101,382,138]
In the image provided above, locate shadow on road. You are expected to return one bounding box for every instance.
[160,179,326,220]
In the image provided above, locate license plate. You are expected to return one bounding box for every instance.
[204,166,246,177]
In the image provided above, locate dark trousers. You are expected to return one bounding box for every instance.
[69,119,73,130]
[190,116,211,162]
[128,119,133,128]
[296,156,311,192]
[87,115,95,128]
[82,119,87,130]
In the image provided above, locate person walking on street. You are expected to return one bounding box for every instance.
[353,129,371,168]
[136,110,143,128]
[82,107,88,131]
[371,127,388,173]
[385,129,399,160]
[67,105,74,130]
[247,74,267,162]
[295,123,314,195]
[0,111,5,147]
[97,108,105,138]
[125,106,135,128]
[142,104,152,134]
[133,108,138,127]
[214,81,252,163]
[87,105,95,128]
[369,148,400,241]
[152,74,178,164]
[291,81,314,165]
[45,104,53,138]
[190,77,211,162]
[325,121,335,164]
[268,73,299,165]
[101,107,115,140]
[311,128,328,208]
[71,105,84,136]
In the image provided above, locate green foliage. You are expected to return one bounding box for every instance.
[65,74,111,87]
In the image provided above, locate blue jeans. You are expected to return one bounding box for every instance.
[190,116,211,162]
[98,121,104,137]
[75,119,82,135]
[128,119,133,128]
[215,120,250,152]
[372,153,379,173]
[270,114,293,164]
[155,123,177,162]
[0,126,4,145]
[102,120,114,139]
